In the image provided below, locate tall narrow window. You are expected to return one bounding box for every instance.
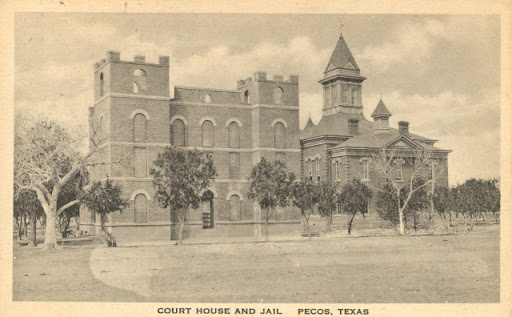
[134,194,147,223]
[229,152,240,179]
[428,162,434,181]
[202,120,214,147]
[228,122,240,148]
[133,82,140,94]
[363,160,369,180]
[325,86,331,106]
[229,195,241,221]
[99,73,104,97]
[244,90,250,104]
[351,86,359,105]
[172,119,185,147]
[332,83,337,105]
[308,161,313,181]
[133,113,146,142]
[335,161,340,181]
[273,87,283,105]
[134,147,147,178]
[274,122,285,149]
[341,84,348,104]
[396,163,403,181]
[315,159,321,182]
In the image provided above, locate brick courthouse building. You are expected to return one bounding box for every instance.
[81,32,449,242]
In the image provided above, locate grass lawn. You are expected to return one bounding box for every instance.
[13,225,499,303]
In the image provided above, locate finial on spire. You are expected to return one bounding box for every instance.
[339,18,344,35]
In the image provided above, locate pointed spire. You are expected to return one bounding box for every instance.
[305,115,315,129]
[324,33,360,73]
[371,98,392,118]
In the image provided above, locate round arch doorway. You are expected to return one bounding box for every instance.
[201,190,214,229]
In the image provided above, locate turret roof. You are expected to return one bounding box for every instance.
[324,35,360,72]
[371,99,392,118]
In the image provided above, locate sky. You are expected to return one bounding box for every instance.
[14,13,501,185]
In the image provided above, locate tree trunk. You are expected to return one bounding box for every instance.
[397,197,405,235]
[177,213,185,245]
[348,212,356,235]
[265,209,270,242]
[301,212,311,241]
[23,214,29,238]
[43,206,58,249]
[29,210,37,247]
[101,214,116,247]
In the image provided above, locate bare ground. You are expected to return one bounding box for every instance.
[13,225,499,303]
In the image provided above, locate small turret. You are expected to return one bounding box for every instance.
[371,99,391,133]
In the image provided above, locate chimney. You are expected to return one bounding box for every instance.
[398,121,409,136]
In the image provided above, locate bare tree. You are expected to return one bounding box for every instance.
[370,147,447,235]
[13,113,103,249]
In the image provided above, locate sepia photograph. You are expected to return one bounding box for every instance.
[2,3,511,317]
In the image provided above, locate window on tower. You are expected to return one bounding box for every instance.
[99,73,104,97]
[341,84,348,104]
[273,122,285,149]
[351,86,359,105]
[273,87,283,105]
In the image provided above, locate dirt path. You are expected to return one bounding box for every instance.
[13,226,499,302]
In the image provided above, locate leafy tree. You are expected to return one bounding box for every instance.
[290,178,319,240]
[248,158,295,241]
[431,186,451,230]
[371,148,446,235]
[484,178,500,222]
[14,114,96,249]
[13,190,44,245]
[339,179,372,234]
[316,181,338,231]
[82,179,128,247]
[150,147,217,245]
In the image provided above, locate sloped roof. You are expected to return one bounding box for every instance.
[331,129,447,151]
[371,99,392,118]
[301,112,373,138]
[325,35,360,72]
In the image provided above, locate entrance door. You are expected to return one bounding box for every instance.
[201,190,214,229]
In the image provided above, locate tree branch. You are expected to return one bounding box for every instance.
[57,199,81,215]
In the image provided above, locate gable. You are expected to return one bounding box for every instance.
[343,61,356,70]
[385,136,422,150]
[326,63,335,71]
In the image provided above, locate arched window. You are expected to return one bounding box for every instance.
[172,119,185,147]
[228,122,240,148]
[202,120,214,147]
[274,122,285,149]
[273,87,283,104]
[244,90,250,104]
[204,94,212,103]
[133,82,140,94]
[133,113,146,142]
[229,195,241,221]
[99,73,104,97]
[134,69,146,76]
[134,194,147,223]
